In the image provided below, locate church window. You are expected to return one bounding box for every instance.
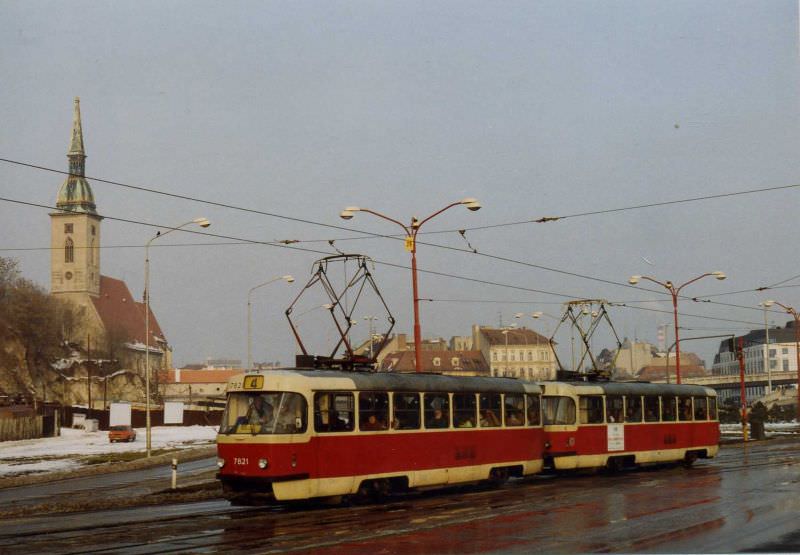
[65,237,74,263]
[91,225,96,236]
[64,223,73,233]
[89,239,94,265]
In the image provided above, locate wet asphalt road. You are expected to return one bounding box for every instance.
[0,457,216,512]
[2,439,800,554]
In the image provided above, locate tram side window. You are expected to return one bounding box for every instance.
[579,396,604,424]
[526,394,541,426]
[661,396,677,422]
[693,396,708,420]
[678,397,693,421]
[359,392,389,431]
[314,392,355,433]
[644,396,660,422]
[392,392,420,430]
[625,395,643,423]
[708,397,718,420]
[479,392,502,427]
[542,396,576,425]
[504,394,525,426]
[606,395,624,423]
[453,393,477,428]
[424,393,450,429]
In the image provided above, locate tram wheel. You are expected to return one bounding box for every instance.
[682,452,699,468]
[489,467,509,486]
[606,457,624,473]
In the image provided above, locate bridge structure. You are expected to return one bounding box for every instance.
[644,369,798,404]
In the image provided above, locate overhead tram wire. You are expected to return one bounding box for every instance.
[0,158,786,316]
[0,195,766,329]
[421,180,800,235]
[690,272,800,300]
[1,158,655,296]
[3,156,797,310]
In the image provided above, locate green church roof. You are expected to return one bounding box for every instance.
[56,97,97,214]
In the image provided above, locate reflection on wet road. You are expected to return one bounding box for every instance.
[2,439,800,554]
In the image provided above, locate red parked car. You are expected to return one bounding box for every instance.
[108,425,137,443]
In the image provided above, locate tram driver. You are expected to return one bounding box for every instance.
[244,395,274,432]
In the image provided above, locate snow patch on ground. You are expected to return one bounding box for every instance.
[0,426,217,477]
[720,422,800,437]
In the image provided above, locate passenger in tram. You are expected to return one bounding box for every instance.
[317,407,348,432]
[457,415,475,428]
[480,409,500,427]
[429,408,449,428]
[506,411,523,426]
[361,414,386,431]
[679,398,693,420]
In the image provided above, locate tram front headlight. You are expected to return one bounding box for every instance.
[258,458,269,469]
[216,458,226,469]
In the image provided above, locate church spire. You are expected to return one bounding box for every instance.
[56,97,96,213]
[69,97,85,157]
[68,97,86,177]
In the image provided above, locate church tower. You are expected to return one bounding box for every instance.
[51,97,102,299]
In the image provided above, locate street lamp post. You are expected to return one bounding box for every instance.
[629,271,726,384]
[247,275,295,371]
[760,300,775,393]
[768,301,800,421]
[145,217,210,457]
[340,198,481,372]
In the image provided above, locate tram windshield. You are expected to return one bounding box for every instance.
[220,392,308,435]
[542,395,576,425]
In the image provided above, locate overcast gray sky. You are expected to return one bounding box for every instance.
[1,1,798,368]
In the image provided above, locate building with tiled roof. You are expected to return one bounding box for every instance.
[49,99,170,373]
[378,350,489,376]
[472,325,557,380]
[159,368,241,407]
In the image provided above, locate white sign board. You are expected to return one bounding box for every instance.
[607,423,625,452]
[109,402,132,426]
[72,413,86,428]
[164,401,185,425]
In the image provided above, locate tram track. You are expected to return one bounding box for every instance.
[6,440,800,553]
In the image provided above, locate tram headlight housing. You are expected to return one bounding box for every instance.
[258,458,269,469]
[217,458,226,469]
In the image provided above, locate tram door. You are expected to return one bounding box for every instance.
[312,391,356,497]
[542,390,579,470]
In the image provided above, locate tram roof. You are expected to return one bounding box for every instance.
[231,368,541,394]
[563,381,716,397]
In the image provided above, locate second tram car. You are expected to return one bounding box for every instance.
[217,370,545,502]
[540,381,720,471]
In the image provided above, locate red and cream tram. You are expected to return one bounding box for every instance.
[216,370,544,502]
[540,381,719,471]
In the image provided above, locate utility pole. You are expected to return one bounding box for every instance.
[87,333,92,415]
[737,337,748,441]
